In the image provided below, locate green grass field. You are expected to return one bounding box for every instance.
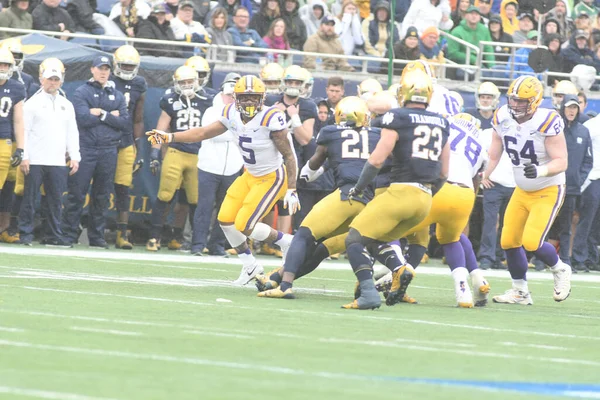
[1,245,599,400]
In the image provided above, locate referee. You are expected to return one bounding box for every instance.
[19,61,80,246]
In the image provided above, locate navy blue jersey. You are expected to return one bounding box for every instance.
[12,72,40,99]
[111,74,148,148]
[264,94,318,167]
[159,87,214,154]
[380,108,450,185]
[464,107,493,130]
[0,79,26,140]
[317,125,381,204]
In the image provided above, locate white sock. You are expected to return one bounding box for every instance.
[391,244,407,266]
[249,222,272,241]
[512,279,528,292]
[274,233,293,248]
[451,267,469,286]
[220,224,247,248]
[238,251,257,268]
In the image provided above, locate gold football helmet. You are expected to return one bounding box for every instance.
[399,69,433,107]
[282,65,306,97]
[39,57,66,82]
[357,78,383,102]
[475,81,500,111]
[507,76,543,119]
[259,63,284,94]
[113,45,140,81]
[0,48,15,81]
[184,56,210,88]
[0,38,23,72]
[334,96,370,127]
[401,60,436,83]
[300,67,313,99]
[173,65,199,98]
[552,80,578,109]
[234,75,266,118]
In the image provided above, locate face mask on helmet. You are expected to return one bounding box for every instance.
[11,51,23,73]
[508,96,531,119]
[263,79,281,94]
[197,71,210,88]
[114,62,139,81]
[0,62,13,81]
[235,93,264,118]
[176,78,199,98]
[283,79,304,97]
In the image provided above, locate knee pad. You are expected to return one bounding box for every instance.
[345,228,364,249]
[114,184,129,213]
[295,226,316,245]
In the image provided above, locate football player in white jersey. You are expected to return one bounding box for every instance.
[147,75,299,285]
[483,76,572,305]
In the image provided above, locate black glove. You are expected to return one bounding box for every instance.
[133,158,144,176]
[149,148,161,176]
[10,148,23,167]
[523,163,538,179]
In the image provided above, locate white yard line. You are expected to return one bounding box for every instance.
[3,246,600,283]
[0,386,118,400]
[499,341,571,351]
[0,326,25,333]
[184,330,254,339]
[70,327,142,337]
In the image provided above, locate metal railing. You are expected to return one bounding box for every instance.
[439,30,480,82]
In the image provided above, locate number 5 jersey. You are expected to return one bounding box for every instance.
[493,105,565,191]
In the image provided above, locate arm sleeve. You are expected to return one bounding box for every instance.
[170,19,186,40]
[351,14,364,45]
[580,130,594,186]
[302,36,317,69]
[362,18,378,56]
[73,88,102,129]
[228,27,244,46]
[446,28,466,64]
[32,9,61,31]
[66,103,81,162]
[22,101,34,160]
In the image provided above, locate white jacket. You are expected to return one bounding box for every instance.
[334,12,364,55]
[197,99,244,176]
[401,0,453,38]
[108,0,151,21]
[170,17,209,41]
[582,115,600,191]
[23,90,80,166]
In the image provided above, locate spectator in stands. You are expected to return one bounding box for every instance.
[165,0,178,19]
[477,0,492,25]
[542,16,561,43]
[205,7,234,62]
[303,15,355,70]
[547,95,593,268]
[499,0,518,35]
[506,30,539,79]
[217,0,240,26]
[32,0,75,40]
[334,0,364,56]
[263,18,290,62]
[393,26,420,74]
[135,3,180,57]
[562,29,600,73]
[0,0,33,39]
[572,0,597,20]
[573,113,600,272]
[451,0,469,29]
[420,26,444,70]
[547,0,574,41]
[282,0,307,50]
[401,0,453,38]
[67,0,104,35]
[574,10,593,38]
[249,0,280,38]
[362,1,399,58]
[109,0,150,37]
[228,6,268,62]
[170,0,211,46]
[448,6,495,79]
[579,91,588,117]
[378,0,411,24]
[488,13,512,65]
[192,75,243,257]
[545,33,564,87]
[190,0,211,24]
[512,12,534,44]
[300,0,327,37]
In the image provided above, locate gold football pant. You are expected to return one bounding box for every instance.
[301,190,365,240]
[157,148,199,204]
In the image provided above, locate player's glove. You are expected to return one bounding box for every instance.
[133,158,144,176]
[10,148,23,167]
[347,186,363,205]
[523,162,548,179]
[146,129,174,145]
[283,189,300,215]
[149,148,161,176]
[299,162,325,183]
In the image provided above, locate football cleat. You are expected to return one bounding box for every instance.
[233,262,264,286]
[0,230,20,243]
[255,267,282,292]
[551,262,572,302]
[492,288,533,305]
[341,298,381,310]
[386,264,416,306]
[455,280,474,308]
[470,269,490,307]
[421,253,429,264]
[374,271,392,294]
[115,231,133,250]
[329,253,340,260]
[167,238,183,251]
[257,287,295,299]
[146,238,160,252]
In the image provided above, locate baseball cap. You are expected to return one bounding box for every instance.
[466,5,481,14]
[564,98,580,107]
[92,55,111,68]
[575,29,590,39]
[518,12,534,20]
[42,67,62,80]
[322,15,335,25]
[577,10,590,18]
[527,30,539,40]
[179,0,194,9]
[479,0,491,4]
[489,14,502,24]
[151,3,167,13]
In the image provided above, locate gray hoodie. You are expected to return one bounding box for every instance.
[299,0,328,37]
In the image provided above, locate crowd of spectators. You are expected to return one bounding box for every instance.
[2,0,600,80]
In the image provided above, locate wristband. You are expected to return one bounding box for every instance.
[290,114,302,129]
[537,165,549,177]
